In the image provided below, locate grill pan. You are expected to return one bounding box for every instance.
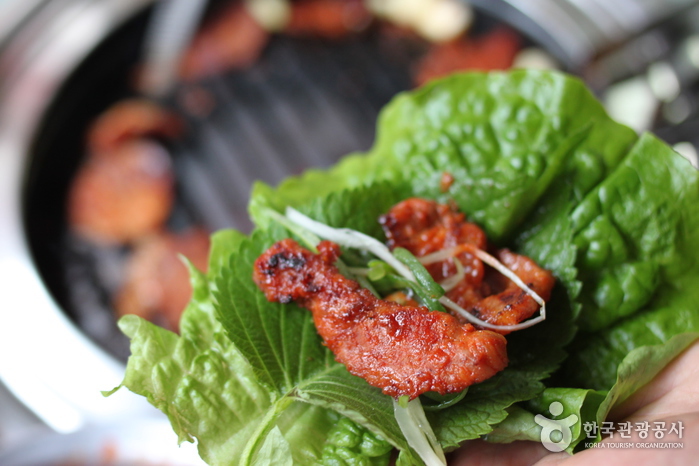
[23,3,434,361]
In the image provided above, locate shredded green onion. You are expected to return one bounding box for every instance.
[286,207,415,281]
[393,398,447,466]
[422,389,468,411]
[367,260,389,281]
[393,248,445,299]
[440,295,545,331]
[262,208,321,251]
[420,244,547,331]
[347,267,371,276]
[438,258,465,292]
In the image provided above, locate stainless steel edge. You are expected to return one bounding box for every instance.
[0,0,48,50]
[0,0,160,433]
[468,0,599,69]
[469,0,699,70]
[0,417,205,464]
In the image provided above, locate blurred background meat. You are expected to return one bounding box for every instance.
[86,99,184,154]
[68,140,174,245]
[285,0,372,38]
[414,26,521,86]
[115,228,210,332]
[180,1,269,81]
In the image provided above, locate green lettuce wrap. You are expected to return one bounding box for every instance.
[107,70,699,465]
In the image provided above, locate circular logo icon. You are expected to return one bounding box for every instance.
[534,401,579,452]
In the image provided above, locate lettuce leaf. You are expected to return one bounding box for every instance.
[561,133,699,390]
[250,70,636,241]
[485,332,699,453]
[110,238,398,465]
[106,262,337,465]
[485,388,606,449]
[111,70,699,465]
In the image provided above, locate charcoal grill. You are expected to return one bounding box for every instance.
[26,4,424,364]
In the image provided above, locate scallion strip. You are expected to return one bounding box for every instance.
[286,207,415,281]
[393,247,445,299]
[393,398,447,466]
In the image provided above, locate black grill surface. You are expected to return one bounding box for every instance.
[24,12,420,360]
